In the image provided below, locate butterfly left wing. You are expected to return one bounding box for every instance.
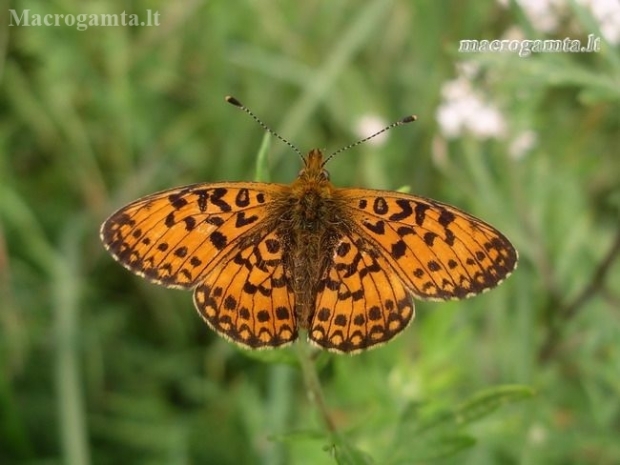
[193,229,297,349]
[309,231,415,353]
[338,188,518,301]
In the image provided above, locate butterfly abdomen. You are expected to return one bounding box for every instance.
[275,171,348,330]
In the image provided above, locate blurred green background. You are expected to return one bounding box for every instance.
[1,0,619,464]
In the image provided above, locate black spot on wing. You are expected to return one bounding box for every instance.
[389,199,413,221]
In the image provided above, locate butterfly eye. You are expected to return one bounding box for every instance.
[321,169,330,181]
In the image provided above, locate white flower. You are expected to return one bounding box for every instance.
[354,114,390,146]
[498,0,620,44]
[528,424,548,445]
[436,77,507,140]
[456,60,481,79]
[578,0,620,44]
[502,25,526,41]
[508,130,538,160]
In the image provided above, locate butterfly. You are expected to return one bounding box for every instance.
[100,97,518,354]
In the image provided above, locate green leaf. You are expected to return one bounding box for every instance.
[390,434,477,464]
[254,132,272,182]
[454,385,535,426]
[333,435,377,465]
[390,385,534,462]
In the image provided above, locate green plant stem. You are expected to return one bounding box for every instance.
[54,230,91,465]
[295,338,337,434]
[539,225,620,361]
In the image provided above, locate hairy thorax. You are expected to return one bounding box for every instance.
[272,152,349,329]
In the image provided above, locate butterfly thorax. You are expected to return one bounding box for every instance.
[276,149,348,329]
[289,150,335,225]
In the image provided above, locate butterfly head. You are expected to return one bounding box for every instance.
[297,149,331,183]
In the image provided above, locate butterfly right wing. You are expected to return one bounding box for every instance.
[309,231,415,353]
[100,182,288,289]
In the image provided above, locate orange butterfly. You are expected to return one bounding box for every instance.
[100,97,517,353]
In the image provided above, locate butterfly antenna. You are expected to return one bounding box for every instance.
[322,114,417,166]
[226,96,304,161]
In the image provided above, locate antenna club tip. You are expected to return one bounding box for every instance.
[225,96,243,107]
[402,115,417,123]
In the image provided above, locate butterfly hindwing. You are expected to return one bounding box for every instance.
[193,229,297,349]
[309,232,415,353]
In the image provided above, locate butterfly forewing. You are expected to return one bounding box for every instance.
[339,188,518,301]
[101,182,288,289]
